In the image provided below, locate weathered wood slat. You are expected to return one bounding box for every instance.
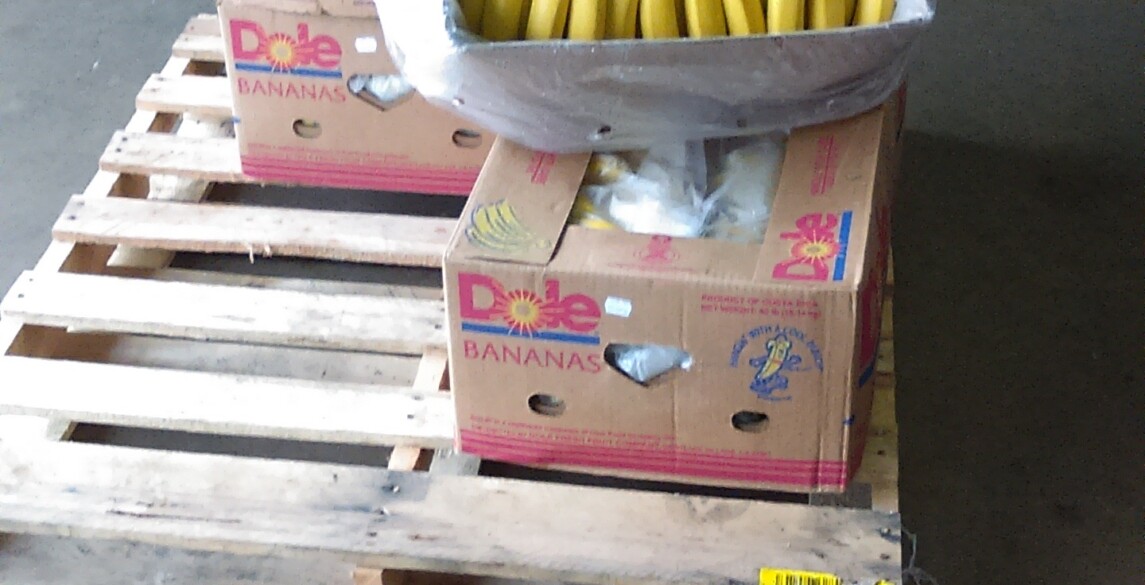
[1,271,446,355]
[100,131,244,182]
[142,267,442,300]
[43,329,420,388]
[53,196,455,267]
[109,106,235,269]
[0,356,453,448]
[0,440,902,585]
[0,54,204,442]
[171,15,224,62]
[137,74,232,118]
[170,34,225,63]
[183,13,222,37]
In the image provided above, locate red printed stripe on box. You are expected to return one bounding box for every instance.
[460,430,849,488]
[242,156,479,195]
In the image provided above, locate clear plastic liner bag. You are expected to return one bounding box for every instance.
[703,133,788,243]
[571,133,788,244]
[605,343,694,385]
[578,141,712,238]
[572,133,788,384]
[374,0,935,152]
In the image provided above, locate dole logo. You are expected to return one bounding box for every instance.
[457,272,601,345]
[771,211,853,282]
[230,19,342,78]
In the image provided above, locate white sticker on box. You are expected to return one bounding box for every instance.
[354,36,378,53]
[604,296,632,318]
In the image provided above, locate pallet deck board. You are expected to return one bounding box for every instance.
[44,330,421,389]
[171,15,224,62]
[0,356,454,449]
[138,74,233,118]
[53,196,455,267]
[0,440,901,585]
[143,267,443,300]
[2,271,446,355]
[100,130,244,182]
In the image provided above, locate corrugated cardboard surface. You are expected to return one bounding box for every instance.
[218,0,491,195]
[444,98,903,493]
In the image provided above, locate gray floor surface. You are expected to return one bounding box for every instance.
[1,1,1143,583]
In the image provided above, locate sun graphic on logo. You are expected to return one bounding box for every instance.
[494,290,549,335]
[793,238,841,263]
[264,34,299,71]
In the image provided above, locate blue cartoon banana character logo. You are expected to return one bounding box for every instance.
[730,326,824,401]
[747,334,807,400]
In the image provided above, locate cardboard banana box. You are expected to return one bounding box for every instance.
[219,0,493,195]
[442,94,904,493]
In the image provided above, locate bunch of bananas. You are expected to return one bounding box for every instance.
[460,0,894,41]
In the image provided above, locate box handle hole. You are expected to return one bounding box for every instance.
[527,394,566,417]
[731,411,769,433]
[452,129,484,149]
[292,119,322,139]
[604,343,692,386]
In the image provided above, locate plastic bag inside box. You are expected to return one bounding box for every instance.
[375,0,935,153]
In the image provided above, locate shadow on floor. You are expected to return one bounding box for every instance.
[892,130,1144,582]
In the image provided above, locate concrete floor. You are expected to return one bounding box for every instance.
[1,0,1143,583]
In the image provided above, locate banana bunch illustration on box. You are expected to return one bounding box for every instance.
[460,0,894,40]
[466,199,552,252]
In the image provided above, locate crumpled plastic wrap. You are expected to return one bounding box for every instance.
[704,134,787,243]
[374,0,935,153]
[572,133,787,244]
[577,143,710,238]
[579,133,786,385]
[605,343,694,385]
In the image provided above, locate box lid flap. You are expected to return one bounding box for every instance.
[221,0,376,17]
[753,107,887,287]
[449,138,590,266]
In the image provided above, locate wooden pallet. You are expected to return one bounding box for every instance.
[0,14,903,585]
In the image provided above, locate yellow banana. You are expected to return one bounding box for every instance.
[567,0,606,40]
[459,0,487,33]
[843,0,856,24]
[607,0,640,39]
[797,0,805,28]
[481,0,528,40]
[518,0,533,38]
[766,0,803,32]
[854,0,893,25]
[570,193,619,230]
[722,0,766,35]
[640,0,681,38]
[585,154,633,184]
[807,0,845,29]
[526,0,570,39]
[685,0,728,37]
